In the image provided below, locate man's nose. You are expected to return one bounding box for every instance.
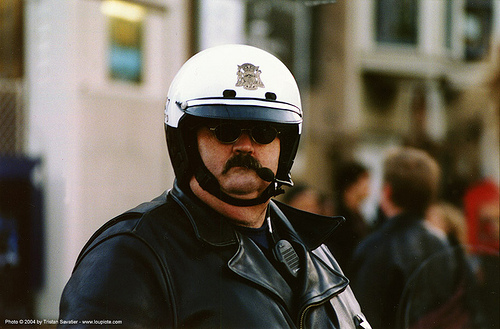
[233,131,254,153]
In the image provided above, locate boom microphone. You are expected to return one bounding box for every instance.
[256,167,275,182]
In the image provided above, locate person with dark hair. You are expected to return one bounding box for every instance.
[325,161,371,269]
[349,147,471,329]
[58,45,370,328]
[282,183,333,216]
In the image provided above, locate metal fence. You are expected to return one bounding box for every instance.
[0,78,24,155]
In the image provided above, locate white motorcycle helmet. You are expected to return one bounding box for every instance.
[165,44,303,206]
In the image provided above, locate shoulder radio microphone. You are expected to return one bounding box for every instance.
[256,167,275,182]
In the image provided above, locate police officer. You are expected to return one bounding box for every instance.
[59,45,370,329]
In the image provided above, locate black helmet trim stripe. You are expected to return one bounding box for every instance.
[184,105,302,124]
[184,98,302,114]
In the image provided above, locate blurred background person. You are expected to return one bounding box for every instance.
[463,179,499,329]
[282,183,335,216]
[282,183,324,215]
[349,147,473,329]
[425,201,467,247]
[327,161,371,269]
[464,179,499,255]
[425,201,487,328]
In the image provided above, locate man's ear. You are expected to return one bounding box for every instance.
[380,183,403,218]
[382,183,392,200]
[379,183,393,217]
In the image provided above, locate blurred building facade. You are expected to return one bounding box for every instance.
[302,0,499,222]
[2,0,188,319]
[0,0,498,320]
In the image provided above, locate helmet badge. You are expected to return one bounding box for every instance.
[235,63,265,90]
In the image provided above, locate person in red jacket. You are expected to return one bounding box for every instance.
[463,179,499,329]
[464,179,499,254]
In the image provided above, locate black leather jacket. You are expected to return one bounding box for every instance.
[59,182,370,328]
[349,213,465,329]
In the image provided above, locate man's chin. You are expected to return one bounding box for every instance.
[221,182,265,199]
[219,169,269,197]
[222,185,261,198]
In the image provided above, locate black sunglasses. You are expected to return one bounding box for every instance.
[209,123,279,145]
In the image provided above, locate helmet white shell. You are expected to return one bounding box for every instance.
[165,44,302,128]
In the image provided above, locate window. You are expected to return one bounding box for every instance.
[445,0,453,49]
[464,0,493,61]
[101,0,146,83]
[0,0,24,155]
[0,0,23,79]
[376,0,418,45]
[195,0,311,87]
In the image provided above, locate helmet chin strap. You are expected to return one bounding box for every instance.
[194,163,285,207]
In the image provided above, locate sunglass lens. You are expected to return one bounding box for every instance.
[212,123,278,144]
[252,125,278,144]
[214,123,241,143]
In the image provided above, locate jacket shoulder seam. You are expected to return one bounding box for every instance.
[73,229,179,327]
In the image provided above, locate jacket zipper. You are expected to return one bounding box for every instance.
[299,300,327,329]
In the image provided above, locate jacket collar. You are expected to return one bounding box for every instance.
[170,182,349,318]
[270,200,345,250]
[169,181,344,250]
[170,181,238,247]
[384,212,423,232]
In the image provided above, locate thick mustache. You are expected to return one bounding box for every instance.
[222,154,262,174]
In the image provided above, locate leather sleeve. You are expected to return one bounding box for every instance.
[59,234,173,328]
[349,243,405,329]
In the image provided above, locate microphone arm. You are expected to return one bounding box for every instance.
[256,167,275,182]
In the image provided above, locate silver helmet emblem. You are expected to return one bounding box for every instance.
[235,63,265,90]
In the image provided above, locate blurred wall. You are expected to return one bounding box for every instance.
[24,0,187,319]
